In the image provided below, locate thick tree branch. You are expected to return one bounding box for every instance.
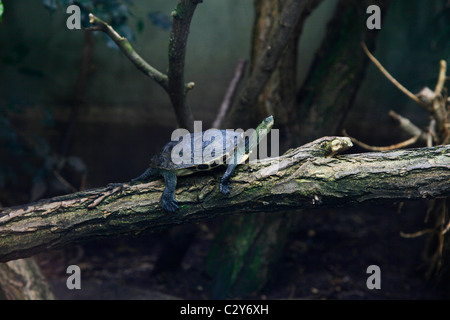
[167,0,202,131]
[0,137,449,262]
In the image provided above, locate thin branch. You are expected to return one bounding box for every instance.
[434,60,447,96]
[361,42,429,110]
[87,14,169,91]
[427,119,436,147]
[442,214,450,235]
[212,59,248,129]
[52,170,77,193]
[400,229,434,239]
[431,60,450,143]
[388,110,428,143]
[342,129,421,151]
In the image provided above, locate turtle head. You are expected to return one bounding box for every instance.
[255,115,274,140]
[244,115,274,153]
[257,115,274,133]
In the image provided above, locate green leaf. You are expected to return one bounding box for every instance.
[0,0,4,23]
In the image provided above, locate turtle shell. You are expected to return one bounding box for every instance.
[150,130,244,175]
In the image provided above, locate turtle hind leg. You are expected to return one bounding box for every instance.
[220,163,237,195]
[132,167,156,182]
[160,170,179,212]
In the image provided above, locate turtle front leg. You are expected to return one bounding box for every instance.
[220,163,237,195]
[160,170,179,213]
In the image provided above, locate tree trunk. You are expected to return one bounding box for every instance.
[206,0,319,298]
[207,0,391,298]
[0,258,55,300]
[250,0,321,149]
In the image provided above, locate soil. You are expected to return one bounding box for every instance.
[35,200,449,300]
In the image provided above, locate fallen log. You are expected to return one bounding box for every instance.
[0,137,449,262]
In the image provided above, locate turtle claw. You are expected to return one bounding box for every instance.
[220,183,231,195]
[162,196,179,213]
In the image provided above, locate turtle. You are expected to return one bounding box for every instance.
[132,115,274,212]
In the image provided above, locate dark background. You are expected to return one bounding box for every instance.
[0,0,449,299]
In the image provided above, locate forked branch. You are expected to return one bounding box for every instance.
[87,0,202,131]
[87,14,169,91]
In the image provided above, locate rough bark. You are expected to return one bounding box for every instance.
[206,210,292,298]
[0,258,55,300]
[0,137,449,263]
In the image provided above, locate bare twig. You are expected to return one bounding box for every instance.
[361,42,429,109]
[427,119,437,147]
[87,14,169,91]
[434,60,447,96]
[342,129,420,151]
[443,216,450,236]
[88,6,202,132]
[388,110,428,143]
[362,44,448,144]
[400,229,434,238]
[52,170,78,193]
[212,59,248,129]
